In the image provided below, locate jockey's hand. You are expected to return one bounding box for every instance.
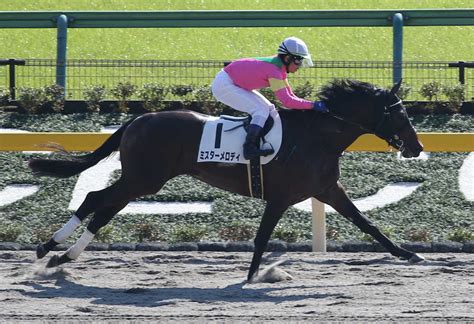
[313,101,328,113]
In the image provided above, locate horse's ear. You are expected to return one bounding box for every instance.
[390,79,402,96]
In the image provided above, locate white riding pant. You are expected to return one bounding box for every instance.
[211,69,276,128]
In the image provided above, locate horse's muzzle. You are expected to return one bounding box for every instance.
[402,139,424,158]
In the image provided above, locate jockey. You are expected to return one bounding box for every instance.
[211,36,328,160]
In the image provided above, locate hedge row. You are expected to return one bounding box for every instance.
[1,80,473,115]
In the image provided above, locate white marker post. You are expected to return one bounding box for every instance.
[311,198,326,252]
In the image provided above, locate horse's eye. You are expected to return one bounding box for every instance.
[392,110,408,126]
[395,110,406,118]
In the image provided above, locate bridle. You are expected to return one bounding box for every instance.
[374,98,412,154]
[328,94,412,154]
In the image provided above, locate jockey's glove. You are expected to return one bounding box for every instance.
[313,101,328,113]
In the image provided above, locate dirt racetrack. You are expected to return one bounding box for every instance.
[0,250,472,322]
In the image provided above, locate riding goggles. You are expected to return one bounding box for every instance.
[291,55,305,66]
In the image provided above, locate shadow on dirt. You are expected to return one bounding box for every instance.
[20,278,347,307]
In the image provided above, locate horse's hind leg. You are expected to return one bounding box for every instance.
[36,214,82,259]
[36,176,137,259]
[45,174,170,267]
[46,202,127,268]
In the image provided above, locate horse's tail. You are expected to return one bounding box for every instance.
[28,116,139,178]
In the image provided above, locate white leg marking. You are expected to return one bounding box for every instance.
[52,215,81,243]
[66,229,94,259]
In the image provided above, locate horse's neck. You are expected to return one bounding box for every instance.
[326,126,366,154]
[281,111,366,155]
[316,113,367,155]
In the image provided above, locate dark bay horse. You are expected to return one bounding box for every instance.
[30,79,425,281]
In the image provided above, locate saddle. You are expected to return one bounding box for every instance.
[197,113,282,200]
[220,115,275,137]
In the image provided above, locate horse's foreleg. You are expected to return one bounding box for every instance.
[248,202,288,282]
[317,182,424,263]
[46,202,127,268]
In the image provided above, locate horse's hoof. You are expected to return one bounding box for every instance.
[247,271,258,284]
[36,244,48,259]
[46,254,73,268]
[57,254,73,266]
[46,255,59,268]
[408,253,425,264]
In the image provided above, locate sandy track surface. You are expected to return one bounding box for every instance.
[0,251,472,322]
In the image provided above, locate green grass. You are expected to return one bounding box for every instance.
[0,113,472,244]
[2,0,472,10]
[0,0,473,61]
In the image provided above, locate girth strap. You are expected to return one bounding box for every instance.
[247,157,264,199]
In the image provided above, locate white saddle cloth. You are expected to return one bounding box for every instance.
[197,112,282,165]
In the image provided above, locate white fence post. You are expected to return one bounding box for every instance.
[311,198,326,252]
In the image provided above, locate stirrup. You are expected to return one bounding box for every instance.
[259,147,274,156]
[244,146,274,160]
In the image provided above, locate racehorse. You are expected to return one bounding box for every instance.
[29,79,425,281]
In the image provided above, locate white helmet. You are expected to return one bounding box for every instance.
[277,36,314,67]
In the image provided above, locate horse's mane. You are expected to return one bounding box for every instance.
[278,79,384,129]
[274,79,385,126]
[317,79,382,107]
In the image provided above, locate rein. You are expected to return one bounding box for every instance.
[328,98,408,153]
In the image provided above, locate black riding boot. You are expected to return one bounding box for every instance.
[243,124,274,160]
